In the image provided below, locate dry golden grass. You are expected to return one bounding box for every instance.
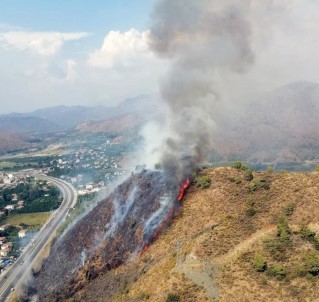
[73,167,319,302]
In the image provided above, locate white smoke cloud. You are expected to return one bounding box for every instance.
[139,0,319,180]
[104,186,138,238]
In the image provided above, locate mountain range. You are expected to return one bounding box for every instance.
[0,94,158,133]
[1,81,319,163]
[212,81,319,163]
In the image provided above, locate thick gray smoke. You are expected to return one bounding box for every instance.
[147,0,255,180]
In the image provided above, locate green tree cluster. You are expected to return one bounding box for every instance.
[253,253,267,272]
[231,161,249,171]
[194,175,211,189]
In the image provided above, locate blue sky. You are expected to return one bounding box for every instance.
[0,0,153,32]
[0,0,154,52]
[0,0,318,114]
[0,0,165,113]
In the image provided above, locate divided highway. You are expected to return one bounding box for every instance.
[0,175,77,301]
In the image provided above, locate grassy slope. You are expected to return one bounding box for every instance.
[70,167,319,302]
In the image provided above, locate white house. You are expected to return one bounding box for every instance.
[0,242,12,256]
[4,205,15,211]
[0,237,7,244]
[0,224,10,231]
[18,229,27,238]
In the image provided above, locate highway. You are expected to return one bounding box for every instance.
[0,175,77,302]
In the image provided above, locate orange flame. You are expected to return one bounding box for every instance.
[178,178,190,202]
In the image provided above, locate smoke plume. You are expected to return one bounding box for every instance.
[147,0,255,180]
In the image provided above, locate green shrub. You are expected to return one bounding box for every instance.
[277,217,291,242]
[267,166,273,173]
[136,292,150,300]
[315,165,319,172]
[299,225,319,250]
[300,225,316,242]
[283,204,294,217]
[246,196,255,207]
[231,161,249,171]
[298,252,319,277]
[314,237,319,251]
[248,181,258,192]
[263,219,292,261]
[166,294,180,302]
[252,253,267,272]
[246,207,256,217]
[229,176,241,184]
[232,161,243,169]
[259,179,270,190]
[194,175,211,189]
[248,178,270,192]
[263,238,288,261]
[266,264,286,280]
[244,169,254,181]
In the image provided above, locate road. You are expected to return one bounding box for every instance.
[0,175,77,301]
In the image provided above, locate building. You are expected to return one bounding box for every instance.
[18,229,27,238]
[0,242,12,257]
[4,205,15,211]
[3,178,11,185]
[12,194,18,201]
[85,184,93,191]
[0,224,10,231]
[17,200,24,207]
[0,237,7,244]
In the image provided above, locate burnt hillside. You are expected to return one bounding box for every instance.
[30,170,181,301]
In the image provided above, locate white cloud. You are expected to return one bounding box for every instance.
[1,0,318,114]
[88,28,154,68]
[0,28,165,113]
[0,31,89,56]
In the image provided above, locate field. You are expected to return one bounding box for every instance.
[3,212,51,227]
[0,161,16,169]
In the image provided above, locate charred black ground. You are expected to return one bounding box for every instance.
[25,170,186,301]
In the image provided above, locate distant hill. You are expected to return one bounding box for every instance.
[212,81,319,163]
[75,114,146,133]
[0,116,60,134]
[0,132,32,154]
[0,95,158,133]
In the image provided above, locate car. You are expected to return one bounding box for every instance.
[10,287,14,292]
